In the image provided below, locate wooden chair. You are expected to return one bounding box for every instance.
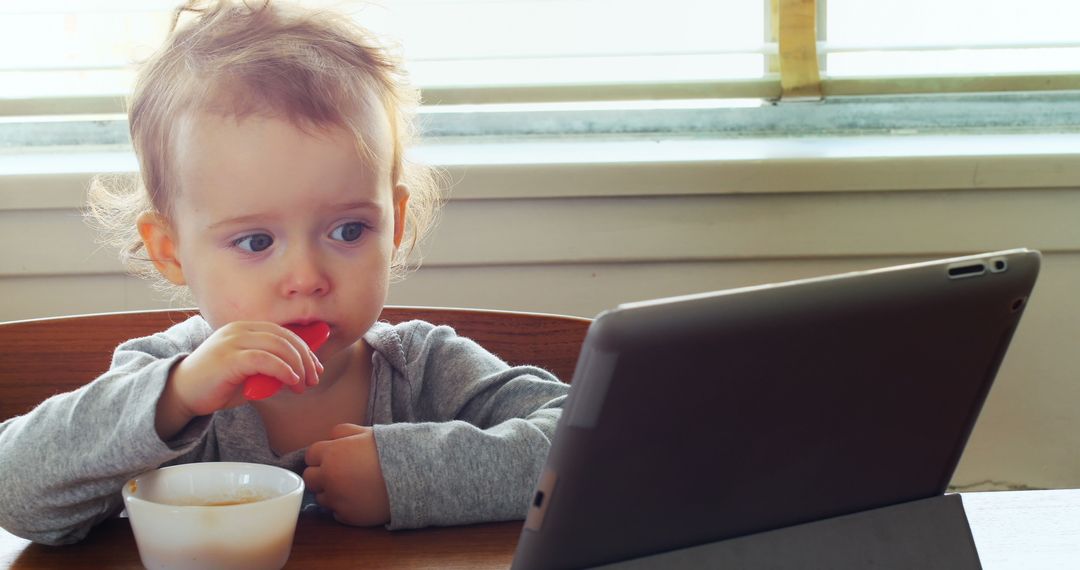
[0,307,592,422]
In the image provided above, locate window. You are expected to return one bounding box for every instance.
[2,0,1080,132]
[828,0,1080,77]
[0,0,767,110]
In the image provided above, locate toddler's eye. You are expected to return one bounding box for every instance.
[235,233,273,253]
[330,222,365,242]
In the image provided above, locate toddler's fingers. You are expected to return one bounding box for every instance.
[301,347,322,387]
[235,349,301,387]
[277,327,322,388]
[329,423,366,439]
[285,374,316,394]
[230,329,308,377]
[302,465,324,493]
[305,438,331,466]
[257,330,320,387]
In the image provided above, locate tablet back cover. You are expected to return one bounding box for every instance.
[513,249,1039,569]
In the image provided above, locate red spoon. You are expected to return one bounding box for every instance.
[243,321,330,400]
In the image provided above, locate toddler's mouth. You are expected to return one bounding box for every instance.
[284,321,331,349]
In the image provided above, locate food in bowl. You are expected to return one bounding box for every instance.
[122,462,304,570]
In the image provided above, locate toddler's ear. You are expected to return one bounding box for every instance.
[392,183,410,249]
[136,212,187,285]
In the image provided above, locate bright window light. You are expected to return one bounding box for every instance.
[827,0,1080,76]
[0,0,764,99]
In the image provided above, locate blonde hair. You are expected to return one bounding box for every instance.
[87,0,442,293]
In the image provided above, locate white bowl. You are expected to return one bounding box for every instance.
[122,462,304,570]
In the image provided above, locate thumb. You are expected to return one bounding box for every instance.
[329,423,366,439]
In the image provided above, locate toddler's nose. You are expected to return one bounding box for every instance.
[280,249,330,298]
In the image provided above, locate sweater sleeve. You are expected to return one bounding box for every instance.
[0,317,214,545]
[369,321,569,529]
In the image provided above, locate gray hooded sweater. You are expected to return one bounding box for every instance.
[0,316,568,545]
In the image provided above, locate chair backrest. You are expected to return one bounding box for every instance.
[0,307,591,422]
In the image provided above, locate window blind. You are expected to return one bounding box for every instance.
[0,0,769,114]
[2,0,1080,116]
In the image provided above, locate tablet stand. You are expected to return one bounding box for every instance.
[593,494,982,569]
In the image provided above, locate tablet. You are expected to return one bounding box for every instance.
[512,249,1040,569]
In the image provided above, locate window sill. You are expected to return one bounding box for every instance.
[4,132,1080,210]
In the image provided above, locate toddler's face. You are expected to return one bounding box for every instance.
[164,106,406,357]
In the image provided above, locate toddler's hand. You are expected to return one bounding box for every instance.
[156,321,323,438]
[303,424,391,526]
[244,321,330,400]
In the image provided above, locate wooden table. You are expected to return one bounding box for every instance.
[0,511,521,569]
[3,489,1079,569]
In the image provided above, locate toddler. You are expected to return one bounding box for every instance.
[0,0,567,545]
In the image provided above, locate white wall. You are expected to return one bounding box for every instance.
[2,133,1079,492]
